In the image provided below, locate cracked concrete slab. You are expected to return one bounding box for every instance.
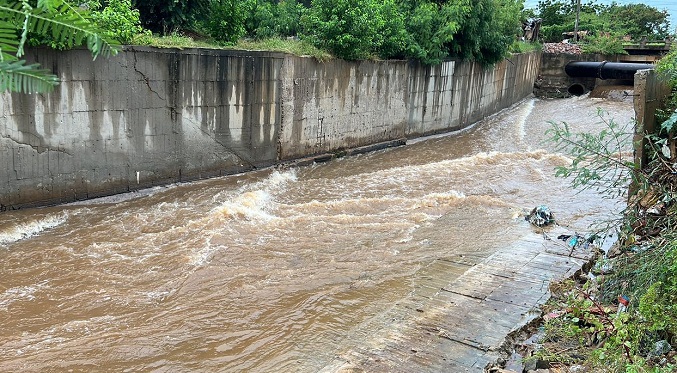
[322,226,593,372]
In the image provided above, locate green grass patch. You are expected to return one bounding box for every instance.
[233,38,332,61]
[130,32,332,61]
[132,32,218,49]
[509,41,543,54]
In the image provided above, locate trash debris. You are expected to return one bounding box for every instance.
[592,257,613,274]
[662,143,672,159]
[617,295,629,314]
[652,340,672,357]
[558,233,579,247]
[647,202,666,216]
[582,271,597,284]
[544,310,566,320]
[628,244,652,254]
[526,205,555,227]
[557,233,595,252]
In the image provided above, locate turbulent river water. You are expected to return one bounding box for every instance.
[0,95,634,372]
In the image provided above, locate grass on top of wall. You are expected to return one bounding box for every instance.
[131,32,331,60]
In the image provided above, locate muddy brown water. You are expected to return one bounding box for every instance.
[0,96,634,372]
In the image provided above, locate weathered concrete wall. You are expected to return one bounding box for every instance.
[1,47,283,209]
[534,53,621,98]
[280,53,540,159]
[633,69,673,169]
[1,48,540,210]
[279,58,410,159]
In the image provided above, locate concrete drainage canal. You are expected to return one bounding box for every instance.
[0,95,634,372]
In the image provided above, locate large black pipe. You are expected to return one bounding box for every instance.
[565,61,654,80]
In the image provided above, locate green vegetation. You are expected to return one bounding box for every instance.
[3,0,672,93]
[132,0,209,35]
[509,40,543,54]
[547,109,635,198]
[132,32,218,50]
[132,34,331,60]
[528,1,670,43]
[2,0,538,93]
[300,0,411,61]
[525,1,671,55]
[0,0,119,93]
[234,38,331,61]
[532,51,677,372]
[58,0,535,65]
[88,0,146,44]
[580,33,628,55]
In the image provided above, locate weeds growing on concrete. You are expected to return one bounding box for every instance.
[132,32,332,60]
[522,108,677,372]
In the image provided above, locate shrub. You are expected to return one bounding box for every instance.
[580,33,628,55]
[204,0,251,45]
[26,0,142,48]
[245,0,305,39]
[401,1,468,64]
[90,0,145,44]
[447,0,523,66]
[132,0,209,35]
[300,0,407,61]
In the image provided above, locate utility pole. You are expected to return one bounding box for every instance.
[574,0,581,42]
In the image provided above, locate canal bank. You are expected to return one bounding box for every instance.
[0,48,540,210]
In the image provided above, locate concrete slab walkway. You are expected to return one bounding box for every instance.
[321,227,595,372]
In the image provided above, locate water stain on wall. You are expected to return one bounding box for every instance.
[0,48,541,209]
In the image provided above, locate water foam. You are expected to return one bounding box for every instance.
[189,240,221,266]
[212,170,296,222]
[0,213,68,245]
[417,191,467,206]
[0,280,49,311]
[515,99,535,146]
[214,190,276,221]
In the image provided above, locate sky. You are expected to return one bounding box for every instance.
[523,0,677,32]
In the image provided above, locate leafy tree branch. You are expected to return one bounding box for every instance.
[0,0,120,93]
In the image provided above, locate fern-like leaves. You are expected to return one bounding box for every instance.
[0,20,19,61]
[0,0,121,93]
[0,59,59,93]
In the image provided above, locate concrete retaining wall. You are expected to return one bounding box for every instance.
[0,47,540,210]
[280,53,540,159]
[534,53,621,98]
[633,69,672,169]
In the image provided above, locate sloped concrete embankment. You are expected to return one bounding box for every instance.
[320,228,594,372]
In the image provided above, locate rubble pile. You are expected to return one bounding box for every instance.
[543,42,582,54]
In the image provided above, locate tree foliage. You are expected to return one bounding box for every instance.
[239,0,305,40]
[604,3,670,40]
[400,0,469,64]
[203,0,250,44]
[300,0,408,61]
[2,0,529,81]
[88,0,145,44]
[202,0,306,45]
[448,0,523,65]
[24,0,144,48]
[531,0,671,43]
[300,0,524,64]
[0,0,119,93]
[131,0,208,35]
